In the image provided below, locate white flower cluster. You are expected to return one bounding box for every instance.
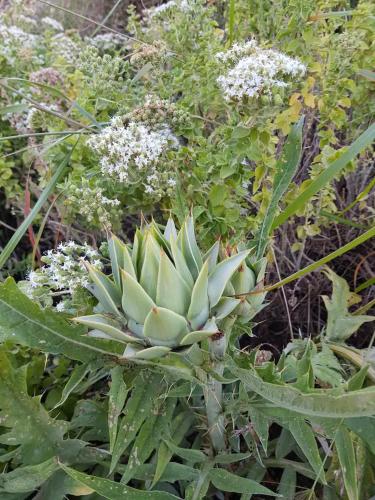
[87,117,177,193]
[50,34,79,64]
[0,20,40,64]
[145,0,192,19]
[27,242,102,293]
[89,33,125,51]
[216,40,306,101]
[41,16,64,32]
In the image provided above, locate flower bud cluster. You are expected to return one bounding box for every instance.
[27,242,102,293]
[64,180,121,228]
[26,103,61,131]
[216,40,306,102]
[30,67,64,86]
[78,46,126,94]
[50,34,80,64]
[87,117,178,193]
[130,40,170,66]
[0,19,41,65]
[122,96,188,129]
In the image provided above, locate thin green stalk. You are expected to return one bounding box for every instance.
[0,145,76,269]
[204,335,226,452]
[228,0,235,46]
[235,226,375,297]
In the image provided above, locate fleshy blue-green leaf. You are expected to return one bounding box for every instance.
[143,307,189,347]
[156,251,190,315]
[208,250,250,307]
[121,270,155,325]
[188,260,210,329]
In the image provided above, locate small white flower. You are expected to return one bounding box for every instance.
[216,40,306,102]
[87,120,177,186]
[41,17,64,32]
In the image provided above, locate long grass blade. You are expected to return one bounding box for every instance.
[272,123,375,229]
[0,146,76,269]
[36,0,147,45]
[355,277,375,293]
[265,226,375,292]
[256,117,304,258]
[92,0,124,36]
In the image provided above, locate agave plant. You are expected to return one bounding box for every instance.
[74,216,266,361]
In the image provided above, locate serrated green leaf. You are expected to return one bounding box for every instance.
[248,406,269,453]
[0,278,122,362]
[0,458,59,493]
[108,367,127,454]
[153,411,194,487]
[110,373,163,473]
[335,426,358,500]
[289,419,326,483]
[60,465,180,500]
[54,362,91,409]
[322,268,374,342]
[231,362,375,417]
[209,469,278,496]
[122,398,176,484]
[164,439,206,463]
[277,468,296,499]
[0,350,67,465]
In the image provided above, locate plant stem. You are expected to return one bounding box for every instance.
[204,318,235,453]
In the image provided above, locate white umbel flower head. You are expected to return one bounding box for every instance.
[87,118,177,187]
[216,40,306,102]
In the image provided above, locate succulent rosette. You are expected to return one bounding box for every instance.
[74,216,266,360]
